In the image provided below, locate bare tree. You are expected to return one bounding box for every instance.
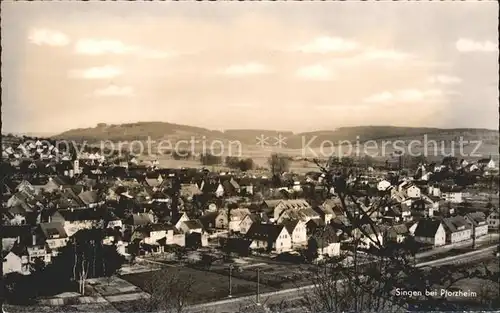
[135,269,195,313]
[292,159,499,312]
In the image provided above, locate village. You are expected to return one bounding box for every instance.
[1,136,499,312]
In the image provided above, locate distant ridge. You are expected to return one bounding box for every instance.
[52,122,499,149]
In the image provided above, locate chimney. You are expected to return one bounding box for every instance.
[17,236,21,243]
[32,234,37,246]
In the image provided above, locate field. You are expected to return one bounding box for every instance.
[119,266,274,305]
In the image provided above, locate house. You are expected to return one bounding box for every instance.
[308,225,340,259]
[283,220,308,247]
[398,182,421,199]
[277,207,321,224]
[174,212,190,229]
[465,212,488,238]
[239,213,268,235]
[178,219,204,235]
[180,183,202,200]
[221,177,240,196]
[245,223,292,253]
[487,211,499,230]
[226,208,252,233]
[124,213,155,230]
[413,219,446,247]
[377,180,391,191]
[441,186,463,204]
[157,226,186,247]
[382,224,409,244]
[78,190,103,208]
[199,180,224,198]
[358,224,384,249]
[38,222,69,250]
[51,208,106,237]
[478,158,496,170]
[382,203,412,223]
[261,199,312,221]
[3,244,30,276]
[3,205,28,226]
[442,216,472,244]
[238,177,254,195]
[314,199,338,224]
[43,176,69,193]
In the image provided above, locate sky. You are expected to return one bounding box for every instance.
[1,1,499,135]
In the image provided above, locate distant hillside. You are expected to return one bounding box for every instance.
[53,122,499,149]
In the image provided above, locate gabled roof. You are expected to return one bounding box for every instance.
[126,213,153,226]
[78,190,99,205]
[282,219,300,234]
[54,208,107,222]
[478,158,492,164]
[145,178,162,188]
[310,225,339,248]
[39,222,68,239]
[443,216,472,233]
[466,212,486,226]
[1,225,32,241]
[245,223,286,242]
[414,219,443,237]
[181,219,204,230]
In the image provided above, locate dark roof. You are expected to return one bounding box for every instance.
[310,225,339,248]
[1,225,32,240]
[466,212,487,226]
[198,211,219,228]
[182,219,204,230]
[126,213,153,226]
[282,219,299,234]
[39,222,68,239]
[78,190,99,205]
[245,223,285,242]
[443,216,472,233]
[414,219,442,237]
[54,208,107,222]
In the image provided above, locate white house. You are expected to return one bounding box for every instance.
[283,220,308,247]
[441,190,463,204]
[465,212,489,238]
[38,222,69,250]
[413,220,446,247]
[443,216,472,244]
[246,224,292,253]
[403,185,421,199]
[3,250,30,276]
[487,211,499,230]
[309,226,340,259]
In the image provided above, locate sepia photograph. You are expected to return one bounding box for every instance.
[1,1,499,313]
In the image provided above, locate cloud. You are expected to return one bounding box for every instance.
[295,36,359,53]
[222,63,271,76]
[69,66,123,79]
[428,75,462,84]
[93,85,134,97]
[28,28,70,46]
[364,89,447,103]
[456,38,498,52]
[74,38,174,58]
[295,64,335,81]
[359,48,411,61]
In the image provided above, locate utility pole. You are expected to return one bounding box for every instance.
[256,267,261,305]
[228,264,233,298]
[353,211,359,313]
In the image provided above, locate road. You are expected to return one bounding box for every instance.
[185,246,498,313]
